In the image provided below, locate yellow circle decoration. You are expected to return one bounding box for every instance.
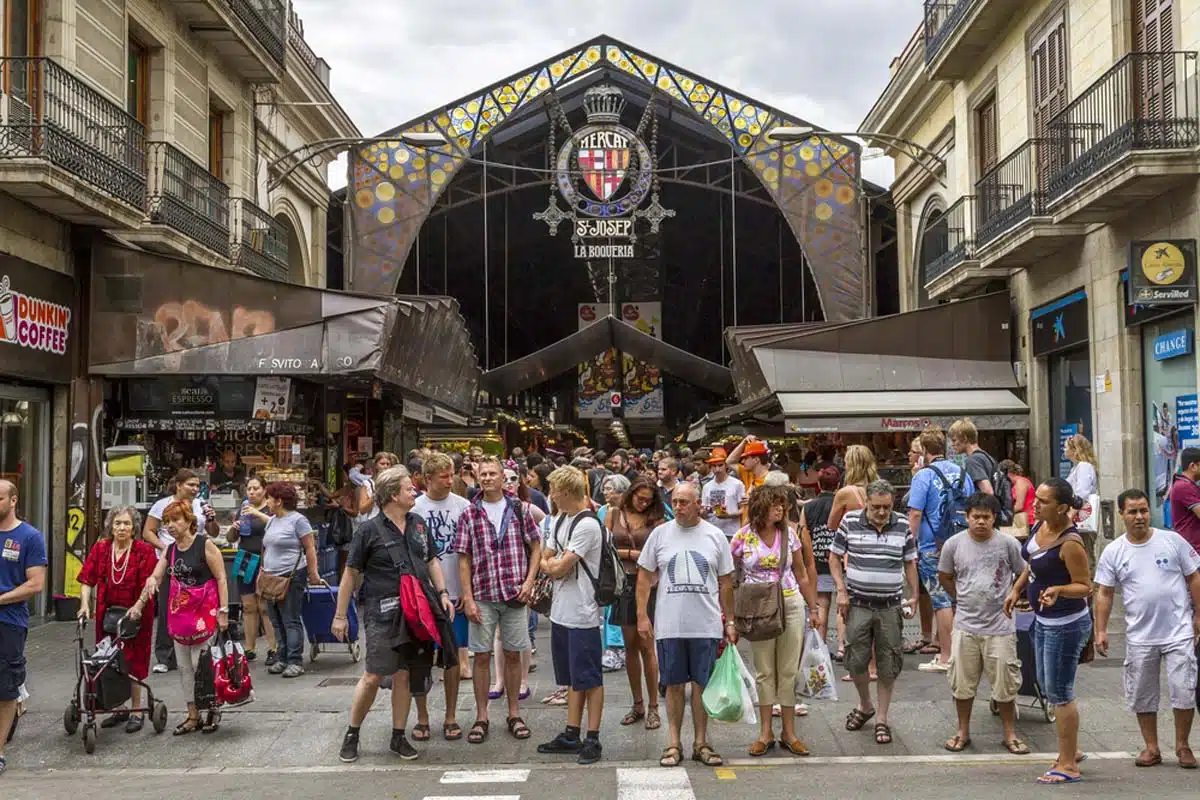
[738,133,753,148]
[355,189,375,209]
[836,185,856,205]
[815,179,834,198]
[1141,241,1188,285]
[734,117,747,130]
[763,166,779,184]
[376,207,395,224]
[431,168,447,185]
[784,154,798,168]
[394,148,410,164]
[412,157,426,171]
[815,203,833,221]
[799,145,814,161]
[389,165,405,180]
[375,182,395,202]
[805,161,822,176]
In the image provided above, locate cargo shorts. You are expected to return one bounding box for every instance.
[844,600,904,681]
[947,629,1021,703]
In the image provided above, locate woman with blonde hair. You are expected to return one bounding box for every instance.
[732,484,817,757]
[1063,434,1097,500]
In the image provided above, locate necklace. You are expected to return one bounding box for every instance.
[110,541,132,585]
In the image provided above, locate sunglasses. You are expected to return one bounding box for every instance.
[504,475,520,484]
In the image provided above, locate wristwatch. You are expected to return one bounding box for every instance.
[438,589,449,596]
[218,607,229,613]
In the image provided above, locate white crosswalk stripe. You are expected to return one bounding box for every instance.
[425,767,530,800]
[616,767,696,800]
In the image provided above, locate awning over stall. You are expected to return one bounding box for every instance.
[481,314,733,397]
[698,292,1026,437]
[87,241,481,413]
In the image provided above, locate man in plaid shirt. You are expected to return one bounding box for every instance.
[455,456,542,744]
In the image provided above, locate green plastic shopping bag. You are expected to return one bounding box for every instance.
[701,646,747,723]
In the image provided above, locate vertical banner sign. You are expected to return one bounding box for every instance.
[253,376,292,420]
[577,303,616,419]
[620,302,664,418]
[1058,423,1079,479]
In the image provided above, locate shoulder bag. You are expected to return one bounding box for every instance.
[256,518,305,603]
[166,544,219,645]
[528,515,566,615]
[733,527,791,642]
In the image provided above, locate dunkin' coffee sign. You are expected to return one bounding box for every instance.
[0,273,72,355]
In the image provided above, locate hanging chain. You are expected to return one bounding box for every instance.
[636,92,655,137]
[546,103,557,189]
[650,96,661,193]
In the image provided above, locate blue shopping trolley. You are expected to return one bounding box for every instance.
[301,583,361,663]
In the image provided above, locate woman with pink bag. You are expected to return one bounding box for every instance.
[129,500,229,735]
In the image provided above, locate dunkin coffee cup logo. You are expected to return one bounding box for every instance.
[0,274,71,355]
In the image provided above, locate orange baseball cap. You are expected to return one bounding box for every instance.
[742,440,770,458]
[706,448,728,465]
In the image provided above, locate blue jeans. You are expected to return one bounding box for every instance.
[1033,614,1092,706]
[266,575,306,666]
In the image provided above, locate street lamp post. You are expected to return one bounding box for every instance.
[767,125,946,186]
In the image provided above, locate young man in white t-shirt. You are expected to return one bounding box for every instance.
[535,465,605,765]
[637,482,736,768]
[412,453,471,742]
[1095,489,1200,769]
[701,449,745,539]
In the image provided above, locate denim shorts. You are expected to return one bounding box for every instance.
[918,551,953,611]
[656,637,720,688]
[1033,614,1092,706]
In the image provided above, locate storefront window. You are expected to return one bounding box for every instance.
[0,386,50,617]
[1142,317,1198,527]
[1048,348,1092,479]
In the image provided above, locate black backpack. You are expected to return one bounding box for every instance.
[985,453,1015,526]
[557,511,626,607]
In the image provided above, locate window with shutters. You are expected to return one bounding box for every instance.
[1133,0,1175,122]
[1030,12,1068,141]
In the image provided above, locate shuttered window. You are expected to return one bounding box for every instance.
[1134,0,1175,120]
[1030,12,1068,140]
[976,94,998,176]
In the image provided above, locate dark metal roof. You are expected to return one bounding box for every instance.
[481,314,732,397]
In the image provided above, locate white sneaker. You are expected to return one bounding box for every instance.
[152,664,168,674]
[918,658,950,673]
[281,664,305,679]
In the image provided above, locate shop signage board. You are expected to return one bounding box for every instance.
[1177,394,1200,448]
[786,414,1029,434]
[1031,289,1089,358]
[1129,239,1198,305]
[1153,329,1193,361]
[0,255,76,383]
[253,376,292,420]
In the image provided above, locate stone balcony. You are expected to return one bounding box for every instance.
[923,0,1027,80]
[231,197,289,281]
[174,0,286,83]
[0,57,147,229]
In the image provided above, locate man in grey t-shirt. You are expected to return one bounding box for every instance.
[936,493,1027,755]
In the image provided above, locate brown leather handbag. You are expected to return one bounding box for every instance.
[733,528,791,642]
[256,552,302,602]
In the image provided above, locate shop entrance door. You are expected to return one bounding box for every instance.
[0,384,51,619]
[1048,348,1092,479]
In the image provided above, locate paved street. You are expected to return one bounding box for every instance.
[4,607,1199,798]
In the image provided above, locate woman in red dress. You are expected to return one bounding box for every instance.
[77,506,159,733]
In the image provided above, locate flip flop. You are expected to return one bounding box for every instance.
[1178,747,1198,769]
[903,638,931,654]
[944,735,971,752]
[1003,739,1031,755]
[1035,770,1081,784]
[443,722,463,741]
[411,723,432,742]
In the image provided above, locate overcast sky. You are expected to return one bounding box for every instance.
[291,0,923,188]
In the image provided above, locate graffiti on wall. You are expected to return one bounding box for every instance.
[137,301,277,359]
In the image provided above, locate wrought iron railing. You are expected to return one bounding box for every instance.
[924,0,978,63]
[231,197,289,280]
[146,141,230,257]
[228,0,286,65]
[287,17,331,87]
[974,139,1054,248]
[923,195,975,286]
[0,57,147,209]
[1044,50,1200,203]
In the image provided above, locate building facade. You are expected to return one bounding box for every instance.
[863,0,1200,526]
[0,0,357,613]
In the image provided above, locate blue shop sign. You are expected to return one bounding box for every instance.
[1153,328,1193,361]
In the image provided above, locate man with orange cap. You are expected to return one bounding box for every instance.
[724,436,772,525]
[701,448,745,540]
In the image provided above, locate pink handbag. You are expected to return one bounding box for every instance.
[166,545,219,645]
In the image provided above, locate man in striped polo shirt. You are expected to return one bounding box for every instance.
[828,479,918,746]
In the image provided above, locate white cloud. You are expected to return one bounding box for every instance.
[292,0,920,190]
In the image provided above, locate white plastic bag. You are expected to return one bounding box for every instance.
[797,627,838,701]
[1076,494,1100,533]
[732,644,759,726]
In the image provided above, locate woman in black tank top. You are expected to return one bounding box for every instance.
[801,466,843,653]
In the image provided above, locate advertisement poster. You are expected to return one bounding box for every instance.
[253,376,292,420]
[576,302,664,419]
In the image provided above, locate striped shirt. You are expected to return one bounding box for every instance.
[829,509,916,602]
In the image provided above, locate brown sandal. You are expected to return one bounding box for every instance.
[621,703,646,726]
[467,719,489,744]
[506,716,531,740]
[411,723,431,741]
[443,722,462,741]
[780,737,810,756]
[692,744,723,766]
[645,706,661,730]
[748,739,775,757]
[660,745,682,767]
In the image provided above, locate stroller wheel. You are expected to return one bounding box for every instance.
[989,700,999,716]
[151,701,169,734]
[63,703,80,735]
[310,643,320,662]
[5,711,15,742]
[350,642,362,663]
[83,724,97,754]
[1044,704,1056,723]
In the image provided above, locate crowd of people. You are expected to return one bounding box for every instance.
[0,426,1199,783]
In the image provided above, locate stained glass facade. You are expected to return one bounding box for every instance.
[349,35,864,322]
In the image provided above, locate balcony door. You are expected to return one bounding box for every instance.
[4,0,41,102]
[1134,0,1176,125]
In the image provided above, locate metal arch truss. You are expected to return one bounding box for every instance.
[266,136,455,192]
[859,132,947,186]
